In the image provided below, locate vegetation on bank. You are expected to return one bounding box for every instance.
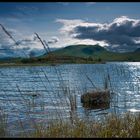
[0,55,106,66]
[31,113,140,138]
[0,53,139,67]
[0,45,140,66]
[1,112,140,138]
[45,44,140,62]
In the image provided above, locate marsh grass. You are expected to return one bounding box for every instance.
[1,109,140,138]
[0,110,8,137]
[21,112,140,138]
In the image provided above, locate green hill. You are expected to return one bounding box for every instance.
[47,44,140,62]
[50,44,106,57]
[2,44,139,65]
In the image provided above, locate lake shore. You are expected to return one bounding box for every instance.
[0,60,140,67]
[0,61,105,67]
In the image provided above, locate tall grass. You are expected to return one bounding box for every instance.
[0,110,8,137]
[21,112,140,138]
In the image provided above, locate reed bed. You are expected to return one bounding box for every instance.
[1,109,140,138]
[8,112,140,138]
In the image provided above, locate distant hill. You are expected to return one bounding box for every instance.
[1,45,140,65]
[44,44,140,61]
[49,44,107,57]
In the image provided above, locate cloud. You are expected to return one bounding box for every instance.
[0,28,11,43]
[85,2,96,6]
[0,27,46,57]
[56,19,85,35]
[57,16,140,52]
[0,27,17,50]
[58,2,70,6]
[0,25,61,57]
[48,36,59,44]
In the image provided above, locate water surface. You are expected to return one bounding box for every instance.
[0,62,140,135]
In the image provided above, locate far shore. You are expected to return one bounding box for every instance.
[0,61,140,67]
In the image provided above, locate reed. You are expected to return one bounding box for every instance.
[0,110,8,137]
[23,112,140,138]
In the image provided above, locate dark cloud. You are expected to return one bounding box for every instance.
[0,29,58,57]
[16,38,35,46]
[0,29,43,57]
[0,25,59,57]
[75,17,140,52]
[48,37,59,44]
[59,16,140,52]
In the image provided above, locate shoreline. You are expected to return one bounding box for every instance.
[0,61,139,67]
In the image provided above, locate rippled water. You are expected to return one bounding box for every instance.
[0,62,140,135]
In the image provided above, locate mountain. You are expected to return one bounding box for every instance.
[50,44,106,57]
[45,44,140,62]
[1,45,140,64]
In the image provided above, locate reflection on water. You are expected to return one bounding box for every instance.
[82,102,110,110]
[0,62,140,134]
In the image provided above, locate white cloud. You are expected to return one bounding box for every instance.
[56,19,84,35]
[0,26,49,57]
[57,16,140,52]
[85,2,96,6]
[47,35,108,49]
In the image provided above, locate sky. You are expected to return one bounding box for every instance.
[0,2,140,57]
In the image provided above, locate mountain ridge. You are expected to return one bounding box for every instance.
[44,44,140,62]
